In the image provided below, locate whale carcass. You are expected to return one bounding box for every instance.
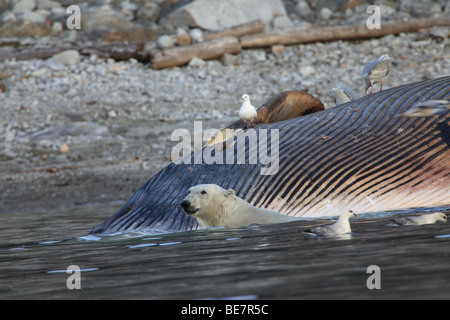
[91,77,450,235]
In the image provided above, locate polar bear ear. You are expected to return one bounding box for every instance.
[224,189,235,197]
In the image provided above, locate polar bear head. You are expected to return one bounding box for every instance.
[181,184,236,227]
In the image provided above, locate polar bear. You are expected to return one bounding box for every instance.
[180,184,298,228]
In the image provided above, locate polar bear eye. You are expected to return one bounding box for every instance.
[201,190,207,195]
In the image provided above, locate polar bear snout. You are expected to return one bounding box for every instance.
[180,199,190,210]
[181,199,198,215]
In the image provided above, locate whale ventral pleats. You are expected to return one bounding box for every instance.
[90,77,450,235]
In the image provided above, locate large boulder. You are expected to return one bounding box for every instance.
[160,0,288,31]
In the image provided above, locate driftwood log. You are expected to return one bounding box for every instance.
[0,46,72,62]
[0,20,264,63]
[0,42,147,62]
[149,17,450,69]
[79,42,147,61]
[176,28,191,46]
[149,36,241,70]
[1,17,449,68]
[202,20,266,42]
[240,17,450,48]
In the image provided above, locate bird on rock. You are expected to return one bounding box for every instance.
[239,94,257,128]
[362,54,391,95]
[400,100,450,117]
[303,209,357,236]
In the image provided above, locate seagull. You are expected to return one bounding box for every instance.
[362,54,391,95]
[332,82,359,105]
[239,94,257,128]
[393,212,447,226]
[400,100,450,117]
[303,209,357,236]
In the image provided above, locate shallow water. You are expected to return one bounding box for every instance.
[1,203,450,299]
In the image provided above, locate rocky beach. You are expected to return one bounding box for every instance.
[1,0,449,213]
